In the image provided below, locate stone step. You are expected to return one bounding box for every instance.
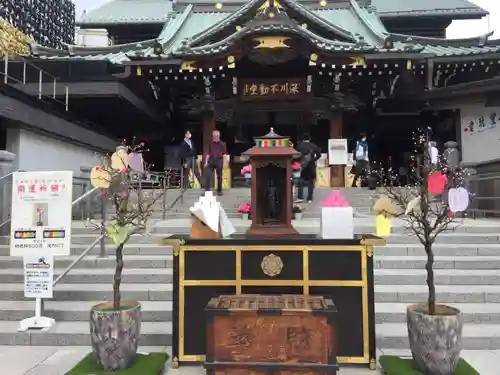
[375,256,500,270]
[149,223,500,235]
[375,285,500,303]
[375,244,500,257]
[36,232,498,246]
[0,244,170,257]
[375,269,500,285]
[0,255,173,269]
[375,303,500,324]
[0,301,172,322]
[0,283,172,301]
[376,323,500,350]
[0,268,173,284]
[0,321,172,346]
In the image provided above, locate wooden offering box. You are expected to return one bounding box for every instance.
[205,295,338,375]
[165,234,385,370]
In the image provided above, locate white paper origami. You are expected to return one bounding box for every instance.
[189,191,235,237]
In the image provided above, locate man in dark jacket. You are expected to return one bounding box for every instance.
[179,130,201,189]
[296,133,321,203]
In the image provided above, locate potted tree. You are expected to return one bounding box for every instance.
[379,128,468,375]
[88,142,163,371]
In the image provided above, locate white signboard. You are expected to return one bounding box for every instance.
[460,103,500,164]
[10,171,73,256]
[23,249,54,299]
[328,139,348,165]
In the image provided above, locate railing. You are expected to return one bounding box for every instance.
[466,170,500,218]
[0,56,69,111]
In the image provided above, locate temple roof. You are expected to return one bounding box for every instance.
[30,0,497,63]
[78,0,487,26]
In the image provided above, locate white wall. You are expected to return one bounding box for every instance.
[75,27,111,47]
[460,103,500,164]
[7,129,104,174]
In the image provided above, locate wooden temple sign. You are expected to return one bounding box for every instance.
[240,78,305,100]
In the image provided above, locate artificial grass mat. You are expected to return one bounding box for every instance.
[65,352,168,375]
[379,355,479,375]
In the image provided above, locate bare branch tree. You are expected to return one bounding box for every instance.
[374,128,458,315]
[92,140,164,311]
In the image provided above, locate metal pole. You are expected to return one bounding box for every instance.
[65,86,69,111]
[4,55,8,84]
[99,192,107,258]
[162,175,167,220]
[53,78,56,99]
[53,235,105,286]
[22,62,26,84]
[35,298,42,318]
[38,70,43,99]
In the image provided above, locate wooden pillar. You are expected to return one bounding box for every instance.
[330,112,345,187]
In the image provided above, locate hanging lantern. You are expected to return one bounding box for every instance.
[448,187,469,213]
[428,171,447,195]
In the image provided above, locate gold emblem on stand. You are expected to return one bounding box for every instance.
[261,253,284,277]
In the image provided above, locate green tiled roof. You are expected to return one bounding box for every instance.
[78,0,487,26]
[372,0,487,17]
[29,0,498,63]
[78,0,173,25]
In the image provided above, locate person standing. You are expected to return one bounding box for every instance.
[203,130,227,196]
[179,130,202,189]
[352,133,369,187]
[296,133,321,203]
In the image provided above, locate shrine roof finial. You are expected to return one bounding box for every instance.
[254,128,290,147]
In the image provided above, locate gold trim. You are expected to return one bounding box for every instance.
[360,237,386,247]
[303,248,309,295]
[177,244,373,365]
[362,246,370,362]
[366,245,373,258]
[180,245,363,251]
[235,249,242,294]
[162,238,185,256]
[179,354,369,365]
[179,249,185,359]
[182,280,363,287]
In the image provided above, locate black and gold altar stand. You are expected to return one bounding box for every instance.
[164,234,385,370]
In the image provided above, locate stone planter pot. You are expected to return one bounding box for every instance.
[244,172,251,179]
[294,212,303,220]
[241,213,250,220]
[292,171,301,179]
[90,301,142,371]
[407,304,463,375]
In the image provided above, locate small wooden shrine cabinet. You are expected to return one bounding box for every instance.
[163,234,385,370]
[243,128,299,237]
[205,295,339,375]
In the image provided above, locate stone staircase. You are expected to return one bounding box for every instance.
[161,187,375,218]
[0,188,498,353]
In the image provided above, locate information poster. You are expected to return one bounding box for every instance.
[328,139,348,165]
[23,249,54,299]
[10,171,73,256]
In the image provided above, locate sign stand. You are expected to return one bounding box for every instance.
[18,298,55,332]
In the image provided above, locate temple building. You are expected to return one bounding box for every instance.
[16,0,500,186]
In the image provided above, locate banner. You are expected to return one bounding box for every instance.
[10,171,73,256]
[23,249,54,299]
[328,139,348,165]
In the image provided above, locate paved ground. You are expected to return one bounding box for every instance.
[1,346,499,375]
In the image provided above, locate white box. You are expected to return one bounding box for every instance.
[320,207,354,239]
